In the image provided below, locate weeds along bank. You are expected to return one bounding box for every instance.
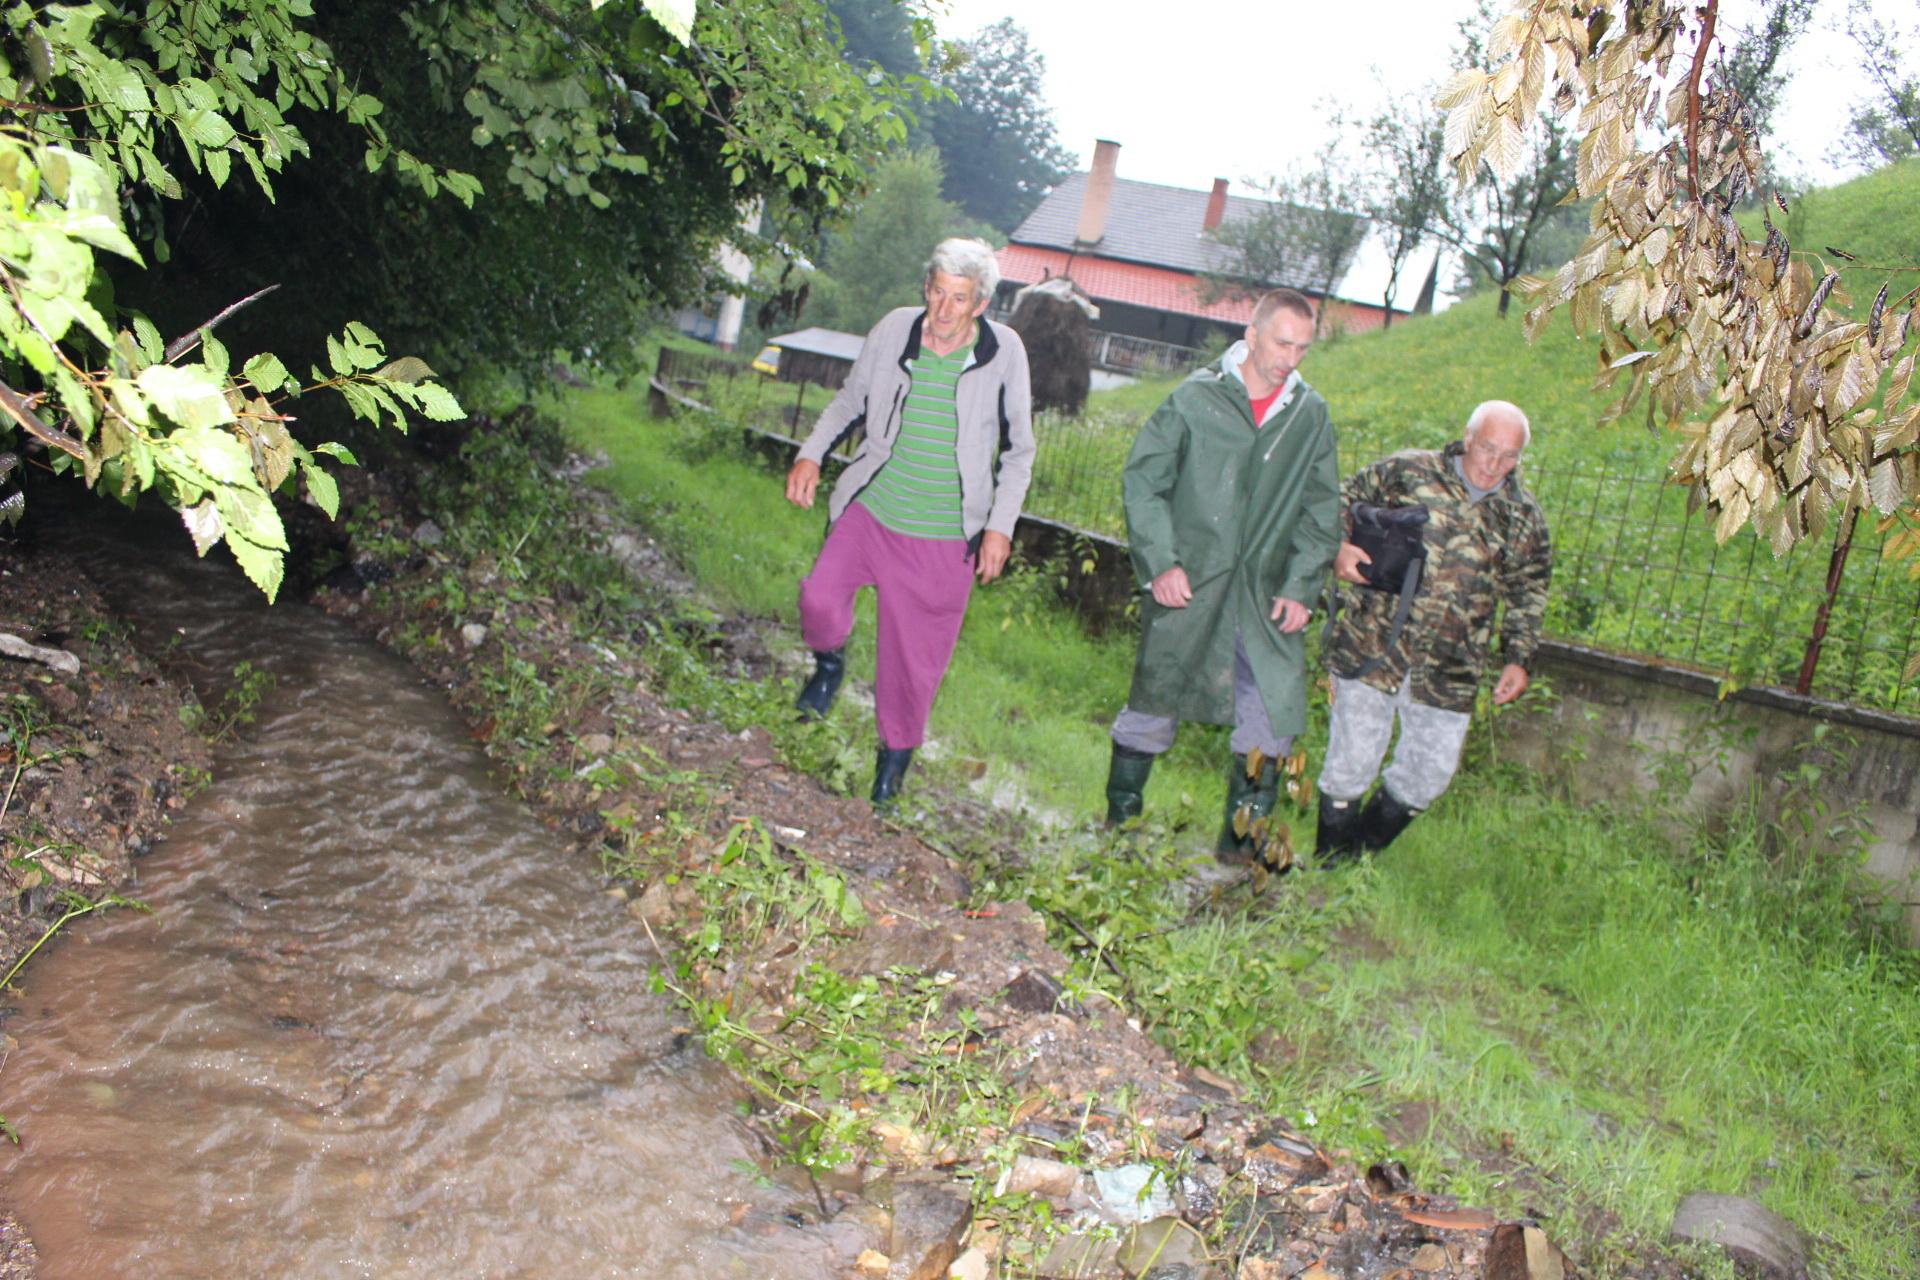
[535,387,1920,1277]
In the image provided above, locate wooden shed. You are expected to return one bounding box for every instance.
[764,327,866,389]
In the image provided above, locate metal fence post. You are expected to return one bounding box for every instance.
[1795,507,1859,696]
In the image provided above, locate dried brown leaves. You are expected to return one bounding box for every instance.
[1439,0,1920,575]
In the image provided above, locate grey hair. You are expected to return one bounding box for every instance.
[925,237,1000,299]
[1465,399,1531,447]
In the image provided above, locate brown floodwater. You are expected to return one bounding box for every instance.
[0,522,866,1278]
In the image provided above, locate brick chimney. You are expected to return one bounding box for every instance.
[1074,139,1120,247]
[1203,178,1228,232]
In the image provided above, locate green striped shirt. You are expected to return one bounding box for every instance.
[858,342,971,540]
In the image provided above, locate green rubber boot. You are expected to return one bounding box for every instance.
[1103,743,1155,828]
[1217,752,1279,864]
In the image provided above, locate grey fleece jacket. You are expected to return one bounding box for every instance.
[795,305,1036,541]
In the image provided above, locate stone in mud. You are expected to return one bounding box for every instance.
[1365,1160,1414,1197]
[1137,1266,1207,1280]
[1242,1136,1328,1192]
[1093,1164,1176,1224]
[1483,1222,1569,1280]
[1115,1217,1205,1274]
[838,922,955,979]
[1001,968,1073,1015]
[887,1175,970,1280]
[1037,1230,1124,1277]
[627,880,674,926]
[412,519,445,547]
[1151,1093,1207,1142]
[1175,1162,1225,1225]
[1001,1154,1079,1200]
[459,622,488,649]
[947,1246,990,1280]
[1670,1193,1809,1280]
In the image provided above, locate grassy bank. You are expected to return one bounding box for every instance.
[559,383,1920,1277]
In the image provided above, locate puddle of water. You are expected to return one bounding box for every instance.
[0,518,869,1278]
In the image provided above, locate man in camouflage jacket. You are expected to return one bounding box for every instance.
[1317,400,1551,858]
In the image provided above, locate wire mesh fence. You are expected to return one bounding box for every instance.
[652,348,1920,716]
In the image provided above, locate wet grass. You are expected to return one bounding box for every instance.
[557,385,1920,1278]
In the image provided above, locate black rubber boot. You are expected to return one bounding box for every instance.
[1103,743,1155,828]
[1355,786,1421,852]
[870,745,914,808]
[1315,795,1364,866]
[795,648,846,720]
[1216,752,1279,863]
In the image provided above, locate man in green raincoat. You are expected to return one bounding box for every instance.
[1104,288,1342,861]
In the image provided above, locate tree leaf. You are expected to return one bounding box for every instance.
[244,352,290,395]
[136,365,234,429]
[642,0,697,45]
[224,528,286,603]
[373,356,436,385]
[411,382,465,421]
[180,499,222,556]
[301,458,340,519]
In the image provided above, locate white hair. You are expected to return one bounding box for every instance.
[1465,399,1531,447]
[925,237,1000,300]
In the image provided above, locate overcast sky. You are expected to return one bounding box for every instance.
[934,0,1873,196]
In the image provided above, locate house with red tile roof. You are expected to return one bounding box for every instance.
[997,140,1422,365]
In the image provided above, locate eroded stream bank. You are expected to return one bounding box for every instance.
[0,506,875,1278]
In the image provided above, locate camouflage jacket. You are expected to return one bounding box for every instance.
[1322,442,1551,713]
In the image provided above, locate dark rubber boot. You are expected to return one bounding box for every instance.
[1216,752,1279,863]
[795,648,845,720]
[870,745,914,808]
[1355,787,1421,852]
[1103,743,1155,828]
[1315,795,1364,866]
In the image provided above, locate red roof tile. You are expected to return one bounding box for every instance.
[997,244,1255,324]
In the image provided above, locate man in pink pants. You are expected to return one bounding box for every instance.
[784,238,1036,807]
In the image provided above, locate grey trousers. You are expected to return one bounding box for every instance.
[1317,675,1470,810]
[1111,631,1293,759]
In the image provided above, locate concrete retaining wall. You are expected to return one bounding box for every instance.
[1498,641,1920,944]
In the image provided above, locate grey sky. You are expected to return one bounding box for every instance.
[935,0,1870,197]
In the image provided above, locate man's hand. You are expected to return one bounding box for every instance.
[1270,596,1310,633]
[785,458,821,508]
[1150,566,1193,608]
[1333,540,1372,584]
[976,531,1012,583]
[1492,663,1530,705]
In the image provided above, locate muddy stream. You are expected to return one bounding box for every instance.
[1,519,865,1278]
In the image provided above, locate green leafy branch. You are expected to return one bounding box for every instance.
[0,3,473,598]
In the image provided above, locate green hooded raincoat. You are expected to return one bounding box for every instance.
[1121,349,1342,738]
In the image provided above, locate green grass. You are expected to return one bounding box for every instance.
[553,380,1920,1277]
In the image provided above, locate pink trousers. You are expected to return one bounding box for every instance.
[798,502,975,749]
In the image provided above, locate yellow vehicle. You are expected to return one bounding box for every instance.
[751,344,781,377]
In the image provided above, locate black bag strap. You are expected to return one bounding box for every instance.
[1322,554,1424,682]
